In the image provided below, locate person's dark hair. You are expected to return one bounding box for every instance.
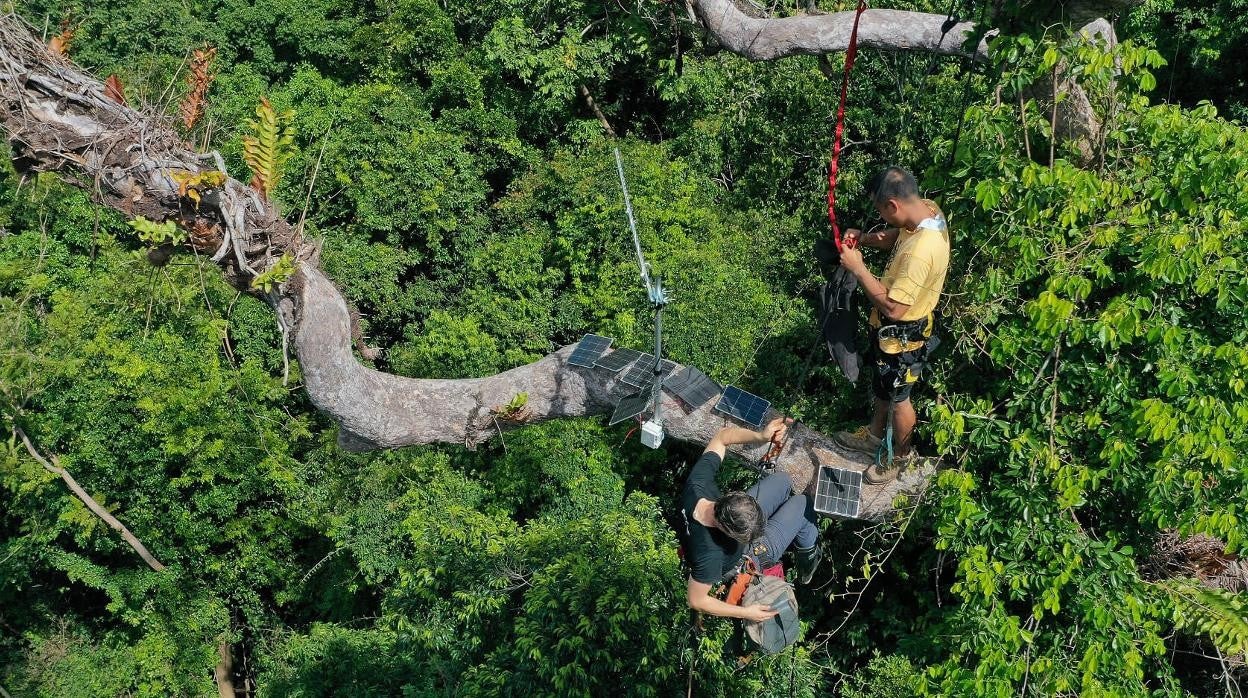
[867,166,918,204]
[714,492,764,544]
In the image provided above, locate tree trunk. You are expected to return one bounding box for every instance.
[215,641,237,698]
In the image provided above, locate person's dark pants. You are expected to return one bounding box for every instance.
[745,472,818,568]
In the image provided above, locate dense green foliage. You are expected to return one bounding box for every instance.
[2,0,1247,695]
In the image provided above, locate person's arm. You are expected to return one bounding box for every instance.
[844,226,900,250]
[687,578,777,621]
[836,247,912,321]
[704,417,790,459]
[854,266,913,321]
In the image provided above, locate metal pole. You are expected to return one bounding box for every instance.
[651,279,664,423]
[615,147,670,442]
[614,147,653,298]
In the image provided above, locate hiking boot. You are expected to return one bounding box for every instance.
[833,426,882,454]
[863,452,923,485]
[795,545,823,586]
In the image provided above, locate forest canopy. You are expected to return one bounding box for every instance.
[1,0,1247,696]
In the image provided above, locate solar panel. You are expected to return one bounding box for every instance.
[664,366,721,408]
[568,334,613,367]
[813,466,862,518]
[595,348,644,372]
[609,391,650,426]
[713,385,771,428]
[620,357,677,389]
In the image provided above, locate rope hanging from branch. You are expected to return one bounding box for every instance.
[826,0,868,253]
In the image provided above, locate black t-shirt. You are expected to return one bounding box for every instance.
[680,451,744,584]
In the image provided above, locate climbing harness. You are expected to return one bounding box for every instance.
[873,314,940,467]
[826,0,868,253]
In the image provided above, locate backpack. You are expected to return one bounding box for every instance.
[742,574,800,654]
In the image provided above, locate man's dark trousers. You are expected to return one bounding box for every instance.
[746,472,818,568]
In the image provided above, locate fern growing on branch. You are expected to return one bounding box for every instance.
[179,46,217,130]
[241,97,295,201]
[1160,578,1248,657]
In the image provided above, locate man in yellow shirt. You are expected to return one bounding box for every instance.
[834,167,950,484]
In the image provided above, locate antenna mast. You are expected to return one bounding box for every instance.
[613,148,669,448]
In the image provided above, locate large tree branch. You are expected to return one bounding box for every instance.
[689,2,991,61]
[687,0,1137,60]
[296,266,930,509]
[15,426,167,572]
[0,12,927,521]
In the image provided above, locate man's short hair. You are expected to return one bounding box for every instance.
[867,166,918,204]
[714,492,764,544]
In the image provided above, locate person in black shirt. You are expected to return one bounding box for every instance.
[681,417,822,621]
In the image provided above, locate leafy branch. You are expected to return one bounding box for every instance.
[251,253,297,293]
[128,216,185,246]
[10,425,166,572]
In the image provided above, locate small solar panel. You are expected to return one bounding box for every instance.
[713,385,771,428]
[568,334,613,367]
[620,357,677,389]
[595,348,644,372]
[813,466,862,518]
[609,391,650,425]
[664,366,721,408]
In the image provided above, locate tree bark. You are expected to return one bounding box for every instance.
[686,0,1137,60]
[688,2,993,61]
[215,641,237,698]
[0,11,928,521]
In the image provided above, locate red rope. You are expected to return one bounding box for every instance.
[827,0,868,252]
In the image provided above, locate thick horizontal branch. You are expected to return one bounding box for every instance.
[689,1,991,62]
[687,2,1122,166]
[687,0,1138,61]
[16,426,167,572]
[296,266,932,518]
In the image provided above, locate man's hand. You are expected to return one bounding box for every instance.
[759,416,791,444]
[741,605,778,622]
[848,226,899,249]
[838,245,867,275]
[708,417,790,457]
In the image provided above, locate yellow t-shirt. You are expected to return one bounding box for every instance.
[870,201,951,349]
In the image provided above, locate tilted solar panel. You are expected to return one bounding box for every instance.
[609,391,650,426]
[595,348,645,372]
[568,334,613,368]
[664,366,721,408]
[620,358,677,389]
[712,385,771,428]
